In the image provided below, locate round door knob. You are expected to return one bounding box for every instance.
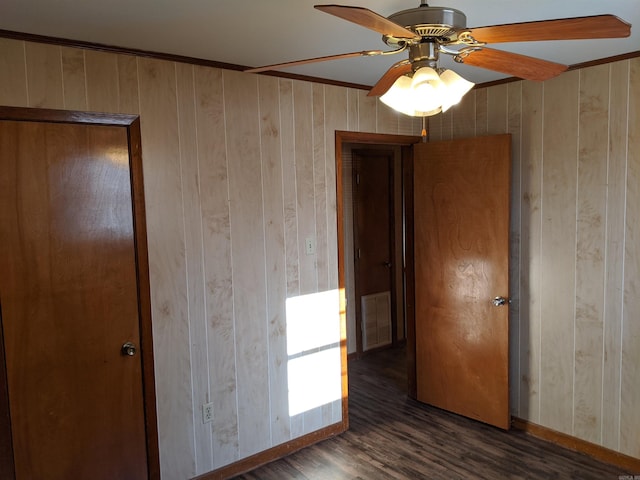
[492,296,509,307]
[122,342,137,356]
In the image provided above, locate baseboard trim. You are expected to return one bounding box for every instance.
[512,417,640,473]
[192,421,347,480]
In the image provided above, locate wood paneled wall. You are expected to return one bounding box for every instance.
[429,58,640,459]
[0,37,421,479]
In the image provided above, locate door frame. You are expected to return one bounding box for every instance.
[335,131,421,416]
[0,106,160,480]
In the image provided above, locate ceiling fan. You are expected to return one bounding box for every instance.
[245,2,631,102]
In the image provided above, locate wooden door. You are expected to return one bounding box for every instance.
[413,134,511,429]
[0,109,158,479]
[352,150,394,353]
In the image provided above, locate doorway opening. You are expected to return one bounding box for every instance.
[336,131,421,404]
[337,130,512,431]
[347,147,400,355]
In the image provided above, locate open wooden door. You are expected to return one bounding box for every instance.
[413,134,511,429]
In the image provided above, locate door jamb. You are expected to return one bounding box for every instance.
[335,130,421,414]
[0,106,161,480]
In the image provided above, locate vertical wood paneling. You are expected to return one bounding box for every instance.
[293,81,317,297]
[428,112,442,141]
[0,38,27,106]
[602,60,628,451]
[257,75,291,447]
[620,57,640,458]
[193,65,238,468]
[357,89,376,133]
[398,110,414,135]
[507,81,522,416]
[376,101,397,134]
[451,90,475,139]
[85,50,119,112]
[279,79,300,298]
[61,47,87,110]
[175,62,212,475]
[347,88,358,131]
[312,84,329,293]
[324,85,347,424]
[414,116,423,136]
[137,57,195,479]
[440,107,453,140]
[475,87,488,136]
[117,55,140,114]
[223,70,271,458]
[574,64,608,443]
[487,83,508,135]
[293,81,324,436]
[325,85,347,291]
[539,71,579,434]
[519,80,543,423]
[25,43,63,108]
[279,78,304,439]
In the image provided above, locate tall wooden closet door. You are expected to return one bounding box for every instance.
[0,119,149,479]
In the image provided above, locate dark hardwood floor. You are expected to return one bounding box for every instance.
[233,347,627,479]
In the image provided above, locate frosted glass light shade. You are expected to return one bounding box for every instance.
[379,67,474,117]
[410,67,444,113]
[439,69,475,112]
[379,75,414,115]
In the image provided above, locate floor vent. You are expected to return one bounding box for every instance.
[362,291,392,351]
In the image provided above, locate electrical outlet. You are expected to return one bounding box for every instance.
[305,237,315,255]
[202,402,213,424]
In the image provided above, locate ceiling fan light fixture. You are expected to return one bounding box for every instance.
[411,66,445,112]
[439,69,475,111]
[379,75,415,115]
[380,67,474,117]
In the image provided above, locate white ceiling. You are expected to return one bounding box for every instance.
[1,0,638,87]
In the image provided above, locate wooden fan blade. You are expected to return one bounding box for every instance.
[460,48,568,81]
[368,62,412,97]
[315,4,420,40]
[469,14,631,43]
[245,50,383,73]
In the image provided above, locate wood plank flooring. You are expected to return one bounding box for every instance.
[232,347,627,479]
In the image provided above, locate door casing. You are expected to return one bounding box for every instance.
[335,131,420,412]
[0,106,160,479]
[336,130,511,418]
